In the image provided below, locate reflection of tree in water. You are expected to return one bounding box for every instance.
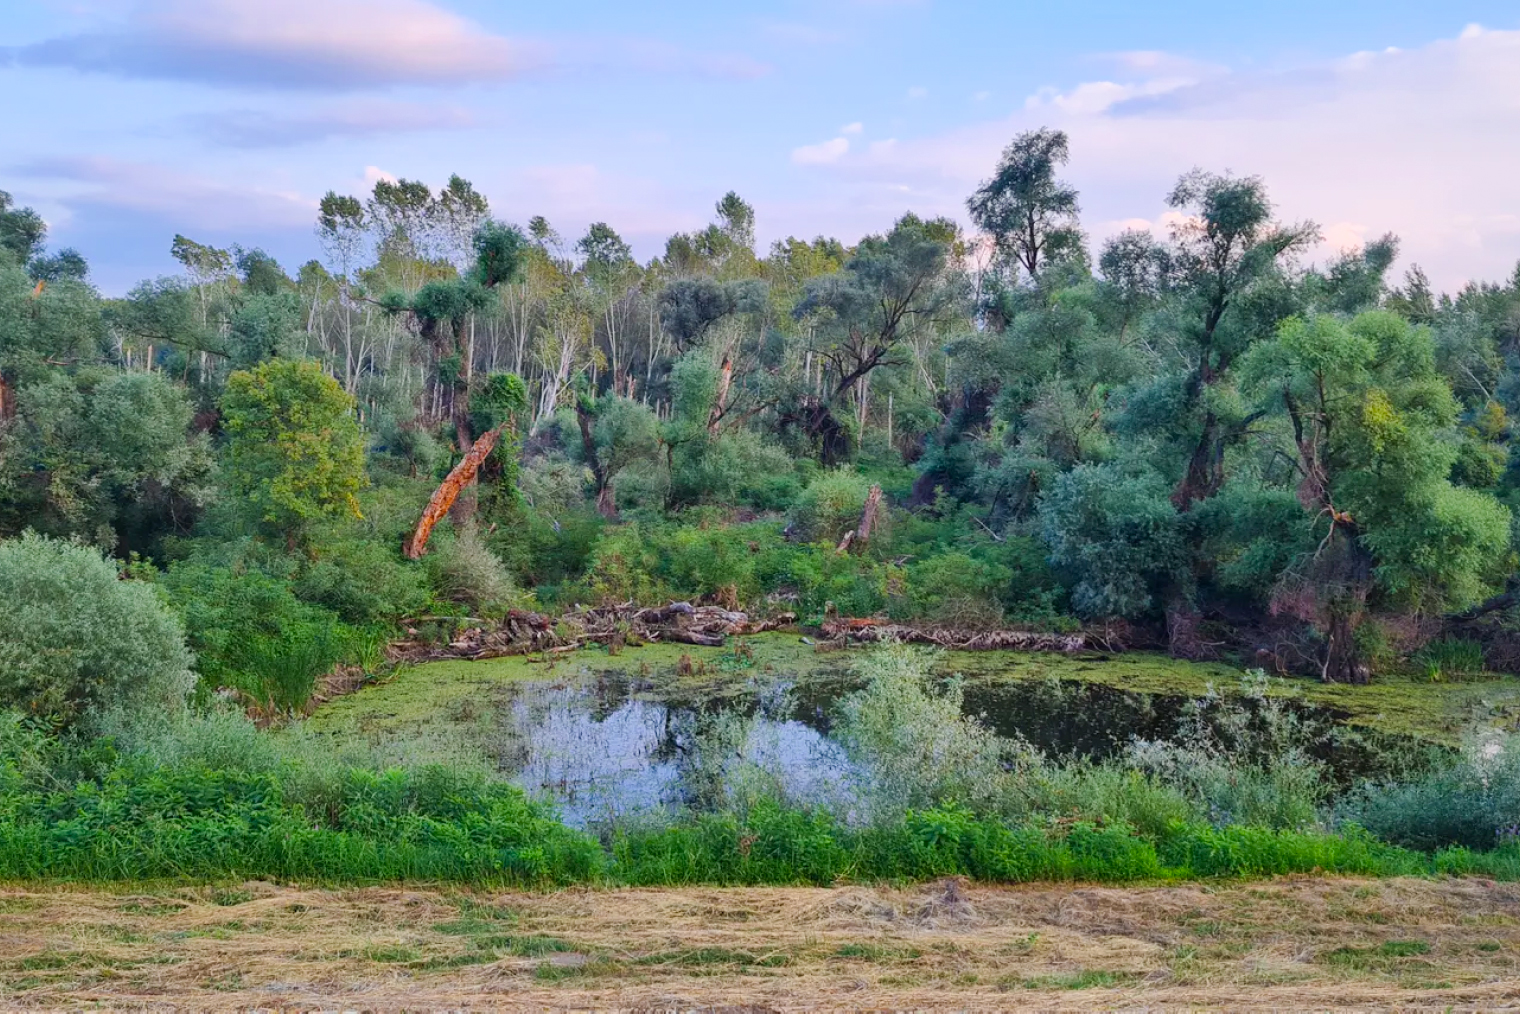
[496,672,855,826]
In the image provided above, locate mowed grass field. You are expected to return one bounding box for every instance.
[4,877,1520,1010]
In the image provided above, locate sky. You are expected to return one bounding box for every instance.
[3,0,1519,295]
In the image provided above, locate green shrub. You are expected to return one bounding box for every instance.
[755,541,894,617]
[835,643,1022,821]
[582,523,668,605]
[1126,673,1329,830]
[0,533,194,733]
[425,527,520,615]
[1340,734,1520,851]
[789,470,874,544]
[661,517,762,605]
[162,558,347,712]
[293,531,430,625]
[1414,637,1487,681]
[899,551,1010,625]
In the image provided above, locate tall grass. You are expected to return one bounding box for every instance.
[5,643,1520,888]
[0,740,1516,887]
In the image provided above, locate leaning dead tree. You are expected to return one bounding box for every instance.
[403,421,510,559]
[835,484,884,554]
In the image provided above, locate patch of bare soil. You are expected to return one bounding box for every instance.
[3,877,1520,1010]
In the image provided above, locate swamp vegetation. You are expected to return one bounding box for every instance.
[5,129,1520,894]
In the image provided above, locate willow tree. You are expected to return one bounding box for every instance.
[1241,310,1511,682]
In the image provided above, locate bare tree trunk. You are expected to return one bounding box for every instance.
[708,358,733,435]
[404,423,507,559]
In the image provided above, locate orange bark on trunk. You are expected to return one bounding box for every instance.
[403,423,505,559]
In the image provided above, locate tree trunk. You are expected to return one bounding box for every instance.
[1172,411,1221,509]
[576,399,617,520]
[707,358,733,436]
[1323,608,1371,684]
[1165,595,1206,659]
[404,423,506,559]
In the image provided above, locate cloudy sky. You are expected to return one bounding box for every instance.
[4,0,1518,294]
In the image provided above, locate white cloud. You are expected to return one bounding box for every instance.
[6,0,768,89]
[840,122,864,135]
[906,86,928,100]
[792,137,850,166]
[8,0,544,89]
[1024,76,1195,116]
[13,155,314,231]
[801,26,1520,289]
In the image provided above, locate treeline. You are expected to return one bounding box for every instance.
[2,128,1520,699]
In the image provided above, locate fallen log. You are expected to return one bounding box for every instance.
[820,618,1094,653]
[388,601,796,664]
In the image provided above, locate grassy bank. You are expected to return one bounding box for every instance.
[4,761,1519,888]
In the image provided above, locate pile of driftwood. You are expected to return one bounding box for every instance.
[819,617,1097,653]
[391,602,795,663]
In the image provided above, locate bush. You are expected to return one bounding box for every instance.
[661,516,762,606]
[835,644,1022,821]
[899,552,1010,626]
[789,470,874,544]
[0,533,194,733]
[1340,734,1520,850]
[1039,463,1190,618]
[293,529,430,626]
[1126,674,1329,830]
[755,540,895,618]
[425,527,520,615]
[1414,637,1487,681]
[162,557,347,713]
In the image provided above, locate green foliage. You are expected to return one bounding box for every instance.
[160,555,347,711]
[1,736,1496,885]
[0,369,211,551]
[424,527,521,615]
[836,644,1021,821]
[1341,734,1520,851]
[1414,638,1487,681]
[220,359,367,540]
[291,525,430,626]
[0,533,194,732]
[789,470,873,544]
[967,128,1083,278]
[899,552,1011,626]
[1039,464,1189,618]
[227,291,307,367]
[1244,311,1512,620]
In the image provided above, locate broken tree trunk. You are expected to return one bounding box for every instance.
[857,484,883,543]
[707,358,734,436]
[838,484,884,554]
[403,421,507,559]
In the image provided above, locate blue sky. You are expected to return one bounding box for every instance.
[4,0,1519,293]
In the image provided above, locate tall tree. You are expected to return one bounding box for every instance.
[967,128,1082,280]
[1241,311,1510,681]
[220,358,367,548]
[789,214,962,464]
[1163,170,1316,509]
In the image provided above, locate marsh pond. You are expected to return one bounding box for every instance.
[304,634,1520,827]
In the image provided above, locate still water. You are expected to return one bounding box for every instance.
[490,664,1426,826]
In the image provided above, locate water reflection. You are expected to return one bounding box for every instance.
[497,667,1432,825]
[506,680,857,826]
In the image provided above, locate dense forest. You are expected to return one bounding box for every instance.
[6,128,1519,710]
[5,128,1520,903]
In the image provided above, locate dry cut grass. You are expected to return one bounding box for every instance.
[3,876,1520,1010]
